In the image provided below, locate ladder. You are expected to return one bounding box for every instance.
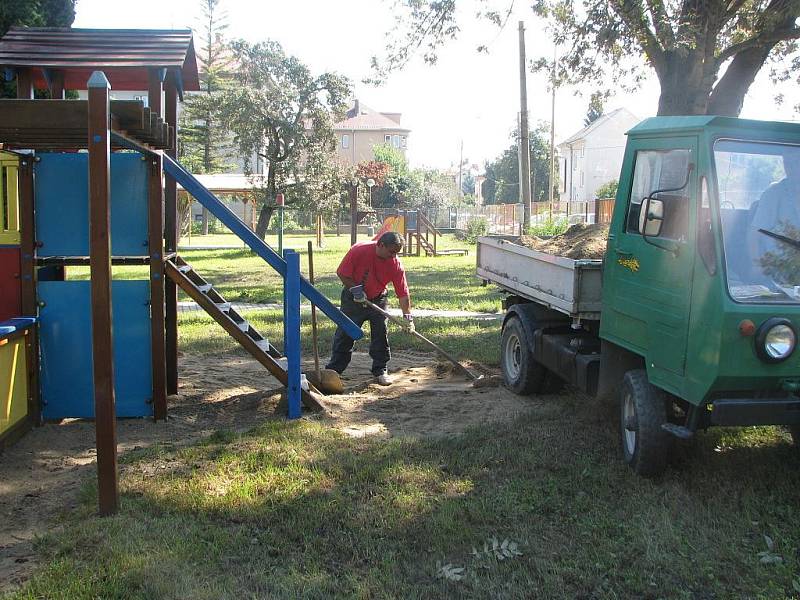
[165,256,326,412]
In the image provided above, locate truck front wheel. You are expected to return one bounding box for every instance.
[501,317,547,395]
[620,370,670,477]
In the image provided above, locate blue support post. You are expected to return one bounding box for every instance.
[284,249,302,419]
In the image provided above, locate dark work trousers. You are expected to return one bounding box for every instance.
[326,288,390,376]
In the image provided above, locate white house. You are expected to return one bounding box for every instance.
[557,108,640,203]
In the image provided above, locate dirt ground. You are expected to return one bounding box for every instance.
[0,350,537,592]
[518,223,609,259]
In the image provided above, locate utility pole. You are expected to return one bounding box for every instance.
[548,45,557,218]
[458,139,464,197]
[518,21,532,230]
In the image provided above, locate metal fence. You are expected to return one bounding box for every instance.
[447,199,615,234]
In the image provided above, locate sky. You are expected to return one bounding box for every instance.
[73,0,800,170]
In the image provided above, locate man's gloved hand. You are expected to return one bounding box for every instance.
[403,314,415,333]
[349,284,366,303]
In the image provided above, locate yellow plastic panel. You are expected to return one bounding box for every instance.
[0,336,28,435]
[0,152,20,245]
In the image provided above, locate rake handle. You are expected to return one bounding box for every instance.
[361,298,478,380]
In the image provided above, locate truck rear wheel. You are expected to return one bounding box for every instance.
[501,317,547,395]
[620,370,670,477]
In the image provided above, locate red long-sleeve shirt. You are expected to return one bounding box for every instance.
[337,241,410,300]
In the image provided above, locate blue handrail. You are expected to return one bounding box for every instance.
[161,154,363,341]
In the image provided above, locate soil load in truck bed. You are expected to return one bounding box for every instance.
[517,223,609,259]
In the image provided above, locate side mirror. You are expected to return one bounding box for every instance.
[639,197,663,237]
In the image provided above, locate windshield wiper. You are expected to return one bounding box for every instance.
[758,228,800,251]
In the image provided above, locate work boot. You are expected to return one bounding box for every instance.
[374,373,393,386]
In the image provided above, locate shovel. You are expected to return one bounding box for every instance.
[306,242,344,395]
[361,298,482,382]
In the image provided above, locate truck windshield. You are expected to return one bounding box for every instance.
[714,139,800,304]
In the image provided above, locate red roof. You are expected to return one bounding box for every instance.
[0,27,200,91]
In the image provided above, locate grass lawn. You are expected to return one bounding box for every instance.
[6,402,799,599]
[10,232,800,599]
[68,233,502,313]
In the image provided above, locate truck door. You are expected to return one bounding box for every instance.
[604,137,697,376]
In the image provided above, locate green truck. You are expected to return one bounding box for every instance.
[477,116,800,476]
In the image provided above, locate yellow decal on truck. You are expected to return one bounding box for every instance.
[618,257,640,272]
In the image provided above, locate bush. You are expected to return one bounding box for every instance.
[464,217,489,243]
[595,179,618,200]
[526,217,568,237]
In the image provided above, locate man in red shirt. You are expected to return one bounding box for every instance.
[326,231,413,385]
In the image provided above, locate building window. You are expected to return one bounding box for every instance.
[385,134,391,143]
[392,134,401,148]
[401,136,407,149]
[342,134,350,149]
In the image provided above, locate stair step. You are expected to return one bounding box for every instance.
[254,339,271,351]
[197,283,212,293]
[215,302,231,312]
[177,264,193,273]
[235,320,250,332]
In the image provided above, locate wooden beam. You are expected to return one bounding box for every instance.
[148,68,163,118]
[87,71,118,517]
[16,68,33,99]
[164,73,179,395]
[48,70,65,99]
[17,157,40,426]
[148,154,167,420]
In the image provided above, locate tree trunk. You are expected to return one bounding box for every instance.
[255,205,274,238]
[656,50,713,116]
[707,44,780,117]
[255,161,277,239]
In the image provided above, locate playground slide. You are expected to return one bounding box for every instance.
[161,154,362,341]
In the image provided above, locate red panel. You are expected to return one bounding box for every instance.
[0,248,21,321]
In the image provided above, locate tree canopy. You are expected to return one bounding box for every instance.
[219,39,351,237]
[483,125,554,204]
[584,91,605,126]
[372,0,800,117]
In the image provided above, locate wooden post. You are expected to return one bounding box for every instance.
[148,68,164,118]
[16,68,33,99]
[164,72,179,395]
[148,154,167,420]
[48,70,65,99]
[349,184,358,246]
[18,157,40,426]
[87,71,118,516]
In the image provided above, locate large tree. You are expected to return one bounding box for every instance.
[220,39,350,238]
[372,0,800,117]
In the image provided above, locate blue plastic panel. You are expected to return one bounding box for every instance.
[38,280,153,419]
[34,153,149,257]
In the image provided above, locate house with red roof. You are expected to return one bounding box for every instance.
[334,99,410,166]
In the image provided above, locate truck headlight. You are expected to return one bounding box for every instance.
[756,318,796,363]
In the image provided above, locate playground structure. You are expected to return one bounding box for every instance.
[360,204,469,257]
[0,27,361,514]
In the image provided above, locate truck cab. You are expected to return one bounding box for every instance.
[595,117,800,474]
